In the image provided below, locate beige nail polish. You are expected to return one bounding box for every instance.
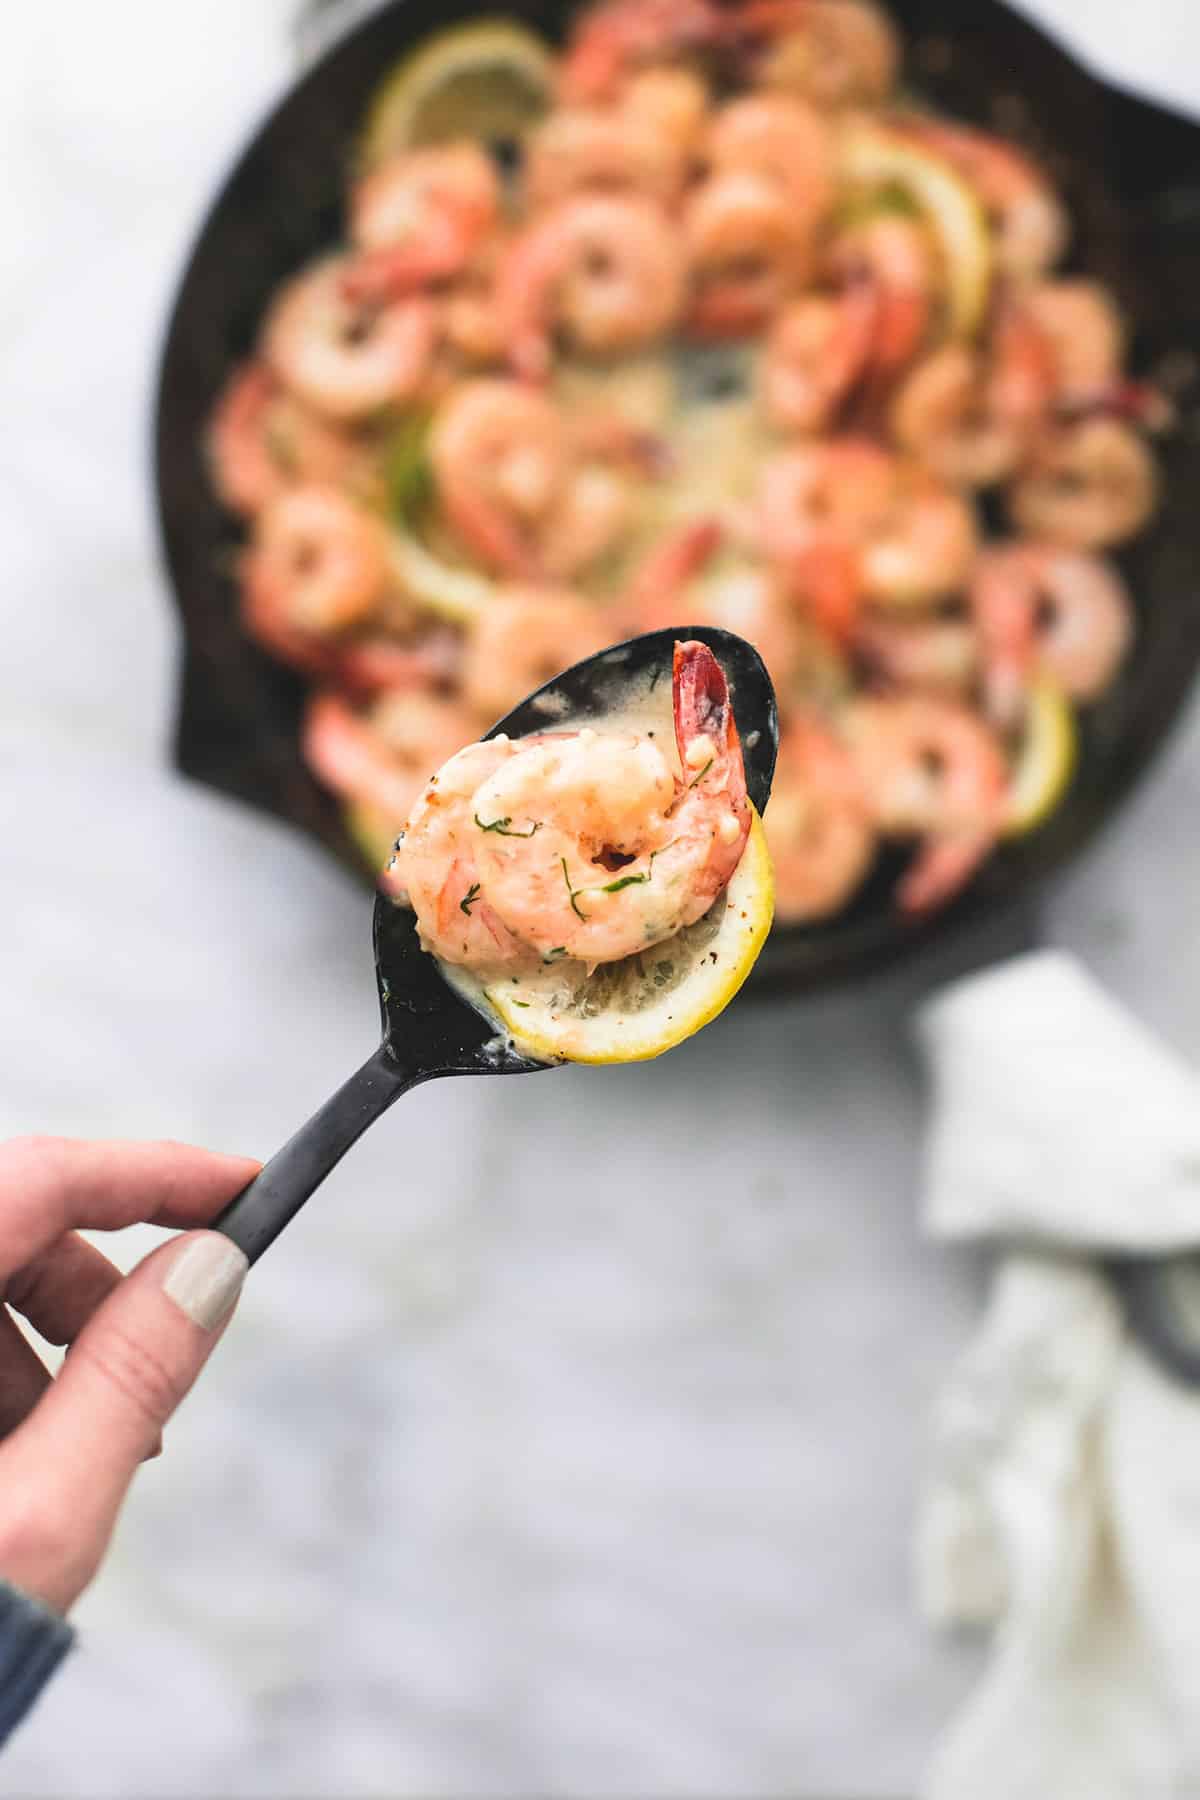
[161,1236,248,1330]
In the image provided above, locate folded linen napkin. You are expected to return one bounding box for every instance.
[915,951,1200,1800]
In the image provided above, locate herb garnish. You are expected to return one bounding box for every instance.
[459,883,481,916]
[543,946,568,962]
[561,858,589,921]
[688,758,714,788]
[475,814,540,838]
[601,872,648,894]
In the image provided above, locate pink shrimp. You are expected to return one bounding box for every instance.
[558,0,725,103]
[823,212,937,378]
[890,306,1054,488]
[759,441,895,641]
[303,688,476,825]
[206,362,373,517]
[684,168,813,336]
[733,0,900,109]
[760,284,879,433]
[242,485,391,656]
[854,615,979,696]
[970,541,1134,723]
[460,586,610,723]
[525,105,692,209]
[495,193,687,377]
[845,694,1007,914]
[1008,418,1158,551]
[342,144,500,301]
[899,118,1068,280]
[264,256,435,420]
[705,93,836,235]
[384,737,528,962]
[765,718,876,921]
[429,378,630,579]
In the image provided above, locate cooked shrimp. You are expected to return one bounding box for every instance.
[207,362,371,517]
[760,286,877,433]
[386,737,527,962]
[624,516,724,624]
[846,695,1007,913]
[343,144,500,301]
[243,485,390,655]
[705,93,835,234]
[467,640,750,964]
[823,212,935,377]
[765,719,875,920]
[622,66,711,156]
[759,440,895,640]
[970,542,1133,721]
[1020,278,1125,408]
[559,0,724,103]
[685,168,812,336]
[901,118,1067,280]
[525,106,691,208]
[460,586,609,722]
[627,522,810,694]
[860,470,979,609]
[429,379,629,579]
[495,193,687,377]
[264,256,435,420]
[735,0,900,108]
[1008,418,1158,550]
[890,309,1053,488]
[854,614,978,695]
[303,688,474,826]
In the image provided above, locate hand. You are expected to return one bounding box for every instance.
[0,1137,259,1614]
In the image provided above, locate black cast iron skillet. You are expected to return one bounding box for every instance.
[154,4,1200,1366]
[154,0,1200,999]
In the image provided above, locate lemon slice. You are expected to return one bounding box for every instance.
[359,19,555,167]
[388,527,494,623]
[478,810,775,1064]
[840,121,992,338]
[1004,676,1077,836]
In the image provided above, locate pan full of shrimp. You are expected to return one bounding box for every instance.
[157,0,1200,991]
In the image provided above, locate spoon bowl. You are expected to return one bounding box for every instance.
[216,628,777,1263]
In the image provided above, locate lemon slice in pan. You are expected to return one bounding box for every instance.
[359,19,555,167]
[479,810,775,1064]
[840,120,992,337]
[1004,676,1078,836]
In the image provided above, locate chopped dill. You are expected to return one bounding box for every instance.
[561,857,589,921]
[688,758,714,788]
[475,814,540,838]
[459,883,481,916]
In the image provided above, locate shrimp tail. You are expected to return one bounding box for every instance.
[673,638,740,771]
[897,832,992,916]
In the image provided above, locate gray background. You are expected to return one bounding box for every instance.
[1,1,1197,1792]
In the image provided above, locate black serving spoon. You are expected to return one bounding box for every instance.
[213,627,778,1263]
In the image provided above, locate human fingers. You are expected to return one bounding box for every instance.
[0,1311,51,1439]
[0,1138,260,1278]
[6,1233,123,1346]
[0,1230,247,1612]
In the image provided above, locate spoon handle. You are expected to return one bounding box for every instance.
[213,1044,415,1263]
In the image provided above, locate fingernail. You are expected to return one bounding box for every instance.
[161,1236,248,1331]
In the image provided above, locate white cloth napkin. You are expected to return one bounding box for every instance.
[915,951,1200,1800]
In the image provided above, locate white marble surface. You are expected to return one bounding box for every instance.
[1,2,1198,1794]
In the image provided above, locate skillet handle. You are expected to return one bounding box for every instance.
[213,1043,414,1264]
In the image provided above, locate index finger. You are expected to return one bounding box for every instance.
[0,1138,261,1276]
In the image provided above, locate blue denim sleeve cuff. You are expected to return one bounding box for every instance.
[0,1578,75,1746]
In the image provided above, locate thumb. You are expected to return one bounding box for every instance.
[0,1231,246,1612]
